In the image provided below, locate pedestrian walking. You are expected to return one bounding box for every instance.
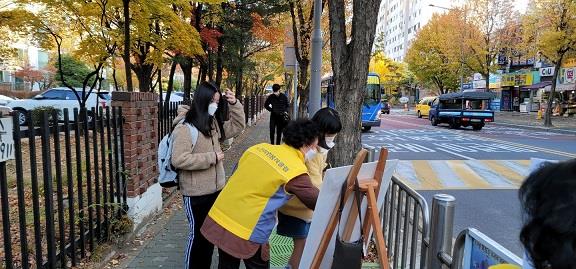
[264,84,289,145]
[200,119,321,269]
[519,159,576,269]
[277,107,342,269]
[171,82,246,269]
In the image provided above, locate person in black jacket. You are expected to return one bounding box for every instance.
[264,84,289,145]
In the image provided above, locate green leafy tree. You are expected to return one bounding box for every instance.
[54,54,94,88]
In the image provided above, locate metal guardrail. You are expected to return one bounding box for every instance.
[359,146,521,269]
[382,176,430,269]
[362,144,430,269]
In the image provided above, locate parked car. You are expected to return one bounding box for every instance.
[0,94,16,106]
[381,100,390,114]
[6,87,111,125]
[428,92,495,131]
[416,96,437,118]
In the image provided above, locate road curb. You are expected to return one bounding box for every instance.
[492,121,576,135]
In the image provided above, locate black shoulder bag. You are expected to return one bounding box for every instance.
[331,179,364,269]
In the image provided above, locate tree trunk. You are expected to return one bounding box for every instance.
[297,59,310,118]
[207,51,214,82]
[164,60,178,108]
[122,0,133,92]
[329,0,382,167]
[180,58,193,103]
[215,41,224,88]
[544,59,563,127]
[235,64,244,99]
[133,64,154,92]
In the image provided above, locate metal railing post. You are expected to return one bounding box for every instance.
[426,194,456,269]
[362,144,376,163]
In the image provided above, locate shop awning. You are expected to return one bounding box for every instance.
[522,81,552,90]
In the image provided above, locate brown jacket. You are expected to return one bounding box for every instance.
[171,102,245,196]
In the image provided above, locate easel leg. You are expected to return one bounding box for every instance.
[367,186,390,269]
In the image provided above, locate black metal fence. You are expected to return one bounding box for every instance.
[158,102,182,142]
[243,95,266,124]
[0,107,127,269]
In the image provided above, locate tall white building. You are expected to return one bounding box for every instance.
[375,0,462,62]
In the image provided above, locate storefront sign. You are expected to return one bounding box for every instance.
[489,74,501,89]
[501,73,534,87]
[473,73,484,81]
[473,80,486,89]
[559,67,576,84]
[539,67,555,77]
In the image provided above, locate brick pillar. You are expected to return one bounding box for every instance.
[112,92,162,229]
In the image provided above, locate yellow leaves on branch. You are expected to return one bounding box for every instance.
[523,0,576,63]
[369,52,409,84]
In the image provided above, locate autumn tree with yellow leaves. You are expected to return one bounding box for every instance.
[523,0,576,127]
[405,11,470,94]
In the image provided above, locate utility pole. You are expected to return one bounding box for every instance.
[309,0,323,116]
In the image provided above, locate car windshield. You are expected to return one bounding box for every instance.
[364,84,380,106]
[440,99,462,109]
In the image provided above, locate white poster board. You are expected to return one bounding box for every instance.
[299,159,398,269]
[461,228,522,268]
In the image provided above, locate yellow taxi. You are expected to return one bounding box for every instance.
[416,96,437,118]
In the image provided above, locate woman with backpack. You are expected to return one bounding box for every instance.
[171,81,245,269]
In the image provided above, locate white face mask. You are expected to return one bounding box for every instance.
[304,147,318,161]
[208,103,218,116]
[325,136,336,145]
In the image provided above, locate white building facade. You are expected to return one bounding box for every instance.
[375,0,462,62]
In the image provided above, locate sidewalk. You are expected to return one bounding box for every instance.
[494,111,576,133]
[122,112,271,269]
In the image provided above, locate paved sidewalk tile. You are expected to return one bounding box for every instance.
[125,112,271,269]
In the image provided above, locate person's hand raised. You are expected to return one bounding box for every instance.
[224,90,236,104]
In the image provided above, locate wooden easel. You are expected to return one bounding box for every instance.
[310,148,390,269]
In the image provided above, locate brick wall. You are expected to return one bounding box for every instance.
[112,92,158,198]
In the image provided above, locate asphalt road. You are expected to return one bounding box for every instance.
[362,109,576,256]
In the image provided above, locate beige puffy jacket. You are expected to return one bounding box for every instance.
[171,102,245,196]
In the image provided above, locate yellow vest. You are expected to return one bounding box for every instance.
[208,143,309,244]
[279,152,327,221]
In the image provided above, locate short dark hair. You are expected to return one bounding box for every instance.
[519,159,576,269]
[272,84,281,92]
[282,119,320,149]
[311,107,342,148]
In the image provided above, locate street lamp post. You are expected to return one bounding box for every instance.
[429,4,466,92]
[309,0,323,116]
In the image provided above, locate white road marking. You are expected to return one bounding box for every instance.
[436,148,476,160]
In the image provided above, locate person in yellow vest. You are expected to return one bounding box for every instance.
[201,119,321,269]
[277,108,342,269]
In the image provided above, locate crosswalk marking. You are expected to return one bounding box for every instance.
[483,160,525,185]
[446,160,491,189]
[394,160,531,190]
[412,160,443,189]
